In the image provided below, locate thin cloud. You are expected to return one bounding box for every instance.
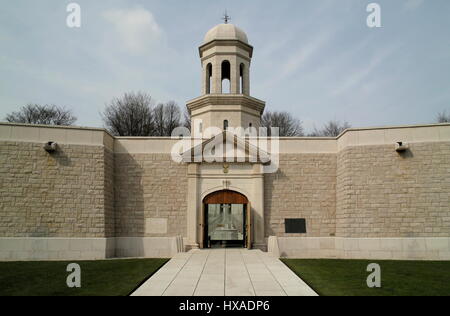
[261,32,331,89]
[103,7,163,55]
[403,0,425,11]
[281,33,330,78]
[331,44,400,96]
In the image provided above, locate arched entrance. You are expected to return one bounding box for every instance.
[202,190,251,249]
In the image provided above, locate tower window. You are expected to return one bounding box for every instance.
[206,63,212,94]
[221,60,231,94]
[240,63,245,94]
[223,120,229,131]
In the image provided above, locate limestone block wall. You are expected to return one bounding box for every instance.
[269,237,450,261]
[0,238,116,261]
[114,153,188,238]
[104,147,115,237]
[264,153,336,237]
[0,141,112,238]
[336,142,450,238]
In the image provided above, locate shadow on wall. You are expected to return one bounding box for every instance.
[114,153,145,257]
[27,145,72,238]
[29,225,50,238]
[38,144,117,258]
[398,148,414,159]
[51,146,72,167]
[264,169,287,237]
[104,148,115,257]
[251,204,264,250]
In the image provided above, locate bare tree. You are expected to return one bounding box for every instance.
[102,92,155,136]
[261,111,304,137]
[183,109,191,131]
[153,101,182,136]
[153,103,165,136]
[437,111,450,123]
[309,120,351,137]
[5,104,77,126]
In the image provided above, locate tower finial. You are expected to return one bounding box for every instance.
[222,10,231,24]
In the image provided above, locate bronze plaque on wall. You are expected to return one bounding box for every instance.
[285,219,306,234]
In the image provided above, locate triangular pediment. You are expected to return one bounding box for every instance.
[181,131,270,164]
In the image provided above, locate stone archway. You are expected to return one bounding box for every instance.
[204,190,248,204]
[201,190,251,249]
[186,163,265,251]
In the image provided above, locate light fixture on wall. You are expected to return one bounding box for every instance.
[43,141,58,153]
[395,142,409,153]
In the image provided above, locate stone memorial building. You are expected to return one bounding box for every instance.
[0,23,449,261]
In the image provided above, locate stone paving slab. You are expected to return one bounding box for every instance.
[131,249,317,296]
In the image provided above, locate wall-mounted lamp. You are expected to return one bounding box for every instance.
[395,142,409,153]
[43,141,58,153]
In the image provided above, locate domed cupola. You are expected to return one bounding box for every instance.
[203,23,249,45]
[187,15,265,136]
[198,21,254,96]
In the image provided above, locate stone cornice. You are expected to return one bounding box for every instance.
[2,123,449,154]
[0,121,114,137]
[190,106,261,118]
[201,52,251,63]
[186,94,266,115]
[199,40,254,58]
[180,131,271,164]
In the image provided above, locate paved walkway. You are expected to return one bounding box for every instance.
[131,249,317,296]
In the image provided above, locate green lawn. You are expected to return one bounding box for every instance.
[282,259,450,296]
[0,258,168,296]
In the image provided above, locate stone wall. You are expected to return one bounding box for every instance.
[264,153,336,238]
[114,153,188,237]
[1,122,449,261]
[104,147,115,237]
[0,141,112,238]
[269,236,450,261]
[336,142,450,238]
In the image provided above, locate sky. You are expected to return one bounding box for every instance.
[0,0,449,132]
